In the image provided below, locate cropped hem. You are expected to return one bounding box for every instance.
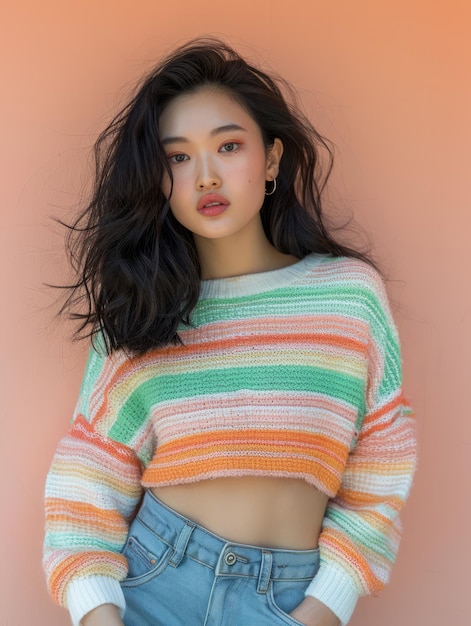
[305,566,359,625]
[66,576,125,626]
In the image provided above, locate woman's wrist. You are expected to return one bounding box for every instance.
[80,603,124,626]
[290,596,340,626]
[67,575,126,626]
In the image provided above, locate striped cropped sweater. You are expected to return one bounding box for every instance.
[44,254,416,625]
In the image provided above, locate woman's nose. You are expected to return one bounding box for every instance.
[196,156,221,189]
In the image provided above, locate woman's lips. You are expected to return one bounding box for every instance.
[197,193,229,216]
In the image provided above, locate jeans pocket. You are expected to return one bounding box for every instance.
[121,530,171,586]
[266,579,310,626]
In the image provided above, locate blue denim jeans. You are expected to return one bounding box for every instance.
[120,490,320,625]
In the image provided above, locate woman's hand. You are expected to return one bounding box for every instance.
[289,596,340,626]
[80,603,124,626]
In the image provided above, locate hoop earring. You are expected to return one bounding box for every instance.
[265,178,277,196]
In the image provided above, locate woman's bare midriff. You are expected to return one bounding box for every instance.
[151,477,329,550]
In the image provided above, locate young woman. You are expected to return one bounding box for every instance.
[43,38,417,626]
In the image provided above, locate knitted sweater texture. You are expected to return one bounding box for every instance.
[43,254,416,624]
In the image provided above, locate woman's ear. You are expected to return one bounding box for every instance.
[266,138,284,181]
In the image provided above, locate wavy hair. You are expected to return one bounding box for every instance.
[60,37,375,355]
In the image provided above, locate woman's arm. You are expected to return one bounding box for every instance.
[301,270,417,624]
[43,343,154,625]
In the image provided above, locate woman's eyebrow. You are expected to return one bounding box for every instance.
[162,124,247,146]
[211,123,247,136]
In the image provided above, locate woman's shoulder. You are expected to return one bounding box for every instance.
[305,253,384,292]
[78,333,148,399]
[302,254,395,326]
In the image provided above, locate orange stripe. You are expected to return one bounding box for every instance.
[45,499,128,529]
[335,489,404,512]
[47,516,126,535]
[70,416,142,465]
[359,394,413,438]
[158,430,348,455]
[143,456,341,493]
[148,332,366,360]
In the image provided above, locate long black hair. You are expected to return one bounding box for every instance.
[60,37,375,356]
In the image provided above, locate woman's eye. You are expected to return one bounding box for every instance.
[168,154,188,163]
[220,142,239,152]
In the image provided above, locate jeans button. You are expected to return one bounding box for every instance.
[224,551,236,566]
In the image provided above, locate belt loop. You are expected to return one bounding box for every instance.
[169,521,195,568]
[257,550,273,594]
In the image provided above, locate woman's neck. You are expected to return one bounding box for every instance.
[194,219,298,280]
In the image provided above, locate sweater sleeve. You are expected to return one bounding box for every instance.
[305,269,417,624]
[43,341,155,623]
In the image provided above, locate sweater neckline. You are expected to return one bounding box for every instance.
[199,253,325,299]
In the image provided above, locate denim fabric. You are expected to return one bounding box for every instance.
[120,490,320,625]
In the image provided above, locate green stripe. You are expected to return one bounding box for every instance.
[46,533,124,552]
[109,365,365,444]
[325,508,396,562]
[191,285,388,327]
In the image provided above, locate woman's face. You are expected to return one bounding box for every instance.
[159,87,282,245]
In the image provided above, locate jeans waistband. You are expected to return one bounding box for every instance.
[136,490,320,587]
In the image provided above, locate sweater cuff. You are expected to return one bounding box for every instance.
[66,576,126,626]
[305,566,359,625]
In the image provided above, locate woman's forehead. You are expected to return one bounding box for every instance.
[159,87,259,138]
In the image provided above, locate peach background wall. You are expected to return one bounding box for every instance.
[1,1,470,624]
